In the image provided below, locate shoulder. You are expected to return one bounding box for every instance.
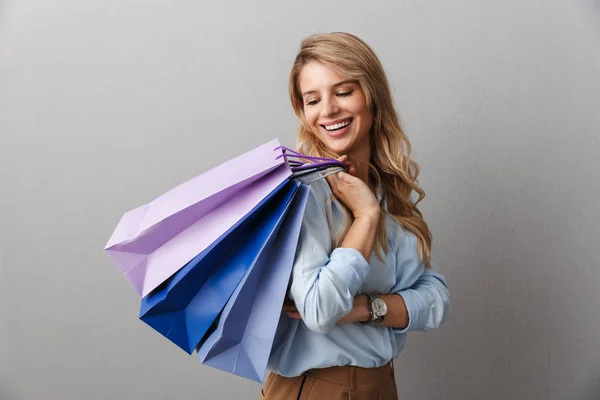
[293,173,334,232]
[295,171,335,214]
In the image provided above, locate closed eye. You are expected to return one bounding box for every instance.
[305,91,353,106]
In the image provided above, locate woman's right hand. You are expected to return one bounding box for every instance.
[325,155,381,219]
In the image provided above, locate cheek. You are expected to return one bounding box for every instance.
[303,108,319,126]
[344,97,366,117]
[355,100,370,117]
[355,108,373,134]
[355,102,372,126]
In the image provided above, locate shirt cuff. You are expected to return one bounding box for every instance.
[393,288,431,333]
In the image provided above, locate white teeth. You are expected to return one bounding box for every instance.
[324,119,351,131]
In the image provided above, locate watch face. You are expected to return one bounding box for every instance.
[372,298,388,316]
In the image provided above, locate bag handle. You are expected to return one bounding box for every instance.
[273,145,347,173]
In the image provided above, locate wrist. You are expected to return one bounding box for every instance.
[353,207,381,221]
[355,295,371,323]
[362,293,388,326]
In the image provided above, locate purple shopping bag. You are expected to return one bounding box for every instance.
[196,183,310,382]
[104,139,292,297]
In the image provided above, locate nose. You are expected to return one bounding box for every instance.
[321,95,340,118]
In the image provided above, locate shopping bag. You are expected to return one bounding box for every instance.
[196,182,310,382]
[105,139,292,297]
[139,180,301,354]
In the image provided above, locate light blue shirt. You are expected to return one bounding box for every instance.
[267,170,451,377]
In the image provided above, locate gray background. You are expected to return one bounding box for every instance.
[1,0,599,399]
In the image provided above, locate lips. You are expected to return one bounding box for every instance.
[320,117,354,138]
[321,117,354,131]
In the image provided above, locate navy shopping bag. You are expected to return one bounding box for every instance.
[139,179,300,353]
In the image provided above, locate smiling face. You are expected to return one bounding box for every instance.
[298,61,373,157]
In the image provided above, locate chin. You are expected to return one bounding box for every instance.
[325,139,354,155]
[314,134,348,153]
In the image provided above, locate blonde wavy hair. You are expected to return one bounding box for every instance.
[289,32,432,270]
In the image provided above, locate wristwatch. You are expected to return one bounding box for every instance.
[365,293,387,326]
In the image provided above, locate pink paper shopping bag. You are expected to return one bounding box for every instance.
[104,139,292,297]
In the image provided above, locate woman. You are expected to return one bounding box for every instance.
[263,32,450,400]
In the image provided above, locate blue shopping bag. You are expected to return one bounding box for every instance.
[196,182,310,382]
[139,179,300,353]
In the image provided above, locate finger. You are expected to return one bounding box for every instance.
[282,304,297,312]
[286,311,302,319]
[337,155,354,170]
[337,171,354,183]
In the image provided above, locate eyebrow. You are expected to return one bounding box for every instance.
[301,80,357,98]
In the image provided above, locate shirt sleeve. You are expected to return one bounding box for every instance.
[288,186,371,334]
[390,232,451,333]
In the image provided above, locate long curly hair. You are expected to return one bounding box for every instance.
[289,32,432,269]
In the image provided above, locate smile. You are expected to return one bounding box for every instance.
[322,117,353,132]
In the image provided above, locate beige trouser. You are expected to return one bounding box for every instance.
[260,361,398,400]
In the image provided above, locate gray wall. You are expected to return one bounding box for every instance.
[1,1,599,399]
